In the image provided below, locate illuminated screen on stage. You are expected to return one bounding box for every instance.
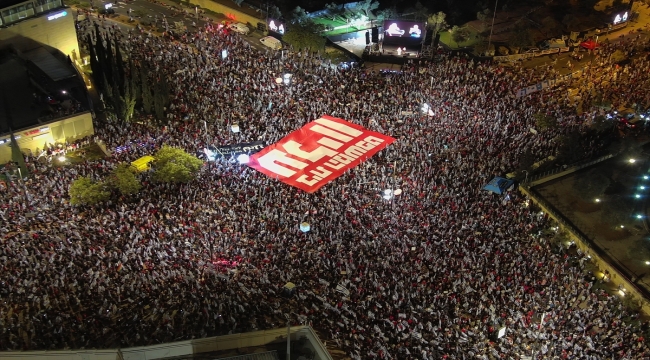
[383,20,424,44]
[613,11,628,25]
[268,19,285,35]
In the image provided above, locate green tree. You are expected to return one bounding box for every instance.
[451,26,471,47]
[283,21,326,51]
[268,5,282,20]
[10,133,28,177]
[291,6,310,24]
[154,76,170,123]
[325,2,345,21]
[573,170,610,201]
[533,112,558,132]
[118,74,137,122]
[69,176,111,206]
[355,0,379,18]
[376,7,398,21]
[427,11,447,38]
[109,163,142,196]
[411,1,429,21]
[476,8,492,31]
[152,145,204,183]
[140,65,154,115]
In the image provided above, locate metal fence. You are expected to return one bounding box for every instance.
[526,153,617,186]
[493,47,571,63]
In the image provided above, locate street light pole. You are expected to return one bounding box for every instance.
[286,321,291,360]
[487,0,499,56]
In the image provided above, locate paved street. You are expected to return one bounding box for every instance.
[74,0,270,52]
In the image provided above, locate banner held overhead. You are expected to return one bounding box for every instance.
[248,115,395,193]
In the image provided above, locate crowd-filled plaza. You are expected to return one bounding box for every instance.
[2,18,650,359]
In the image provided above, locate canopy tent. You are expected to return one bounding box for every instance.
[130,155,155,172]
[580,39,600,50]
[483,177,514,195]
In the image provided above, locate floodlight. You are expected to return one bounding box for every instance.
[629,158,637,164]
[58,156,66,162]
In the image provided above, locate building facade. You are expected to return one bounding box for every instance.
[0,0,79,60]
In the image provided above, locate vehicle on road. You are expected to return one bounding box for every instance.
[260,36,282,50]
[228,23,250,35]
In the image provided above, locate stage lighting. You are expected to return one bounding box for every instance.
[237,154,250,164]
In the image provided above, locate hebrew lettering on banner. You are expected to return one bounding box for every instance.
[248,115,395,193]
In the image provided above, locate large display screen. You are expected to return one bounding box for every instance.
[268,19,285,35]
[613,11,628,25]
[382,20,424,44]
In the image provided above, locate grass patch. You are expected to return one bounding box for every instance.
[439,28,482,49]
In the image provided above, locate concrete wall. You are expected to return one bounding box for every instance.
[0,326,332,360]
[0,9,80,60]
[188,0,263,28]
[0,111,94,162]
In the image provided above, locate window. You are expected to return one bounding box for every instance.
[1,2,36,23]
[34,0,62,13]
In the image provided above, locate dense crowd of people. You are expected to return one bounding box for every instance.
[2,17,650,359]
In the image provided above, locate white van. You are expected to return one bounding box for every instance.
[260,36,282,50]
[228,23,250,35]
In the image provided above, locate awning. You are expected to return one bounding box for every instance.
[483,177,514,195]
[23,48,76,81]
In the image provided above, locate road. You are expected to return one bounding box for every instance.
[74,0,270,52]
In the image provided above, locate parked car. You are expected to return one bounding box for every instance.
[228,23,250,35]
[260,36,282,50]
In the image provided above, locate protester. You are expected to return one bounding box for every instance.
[1,19,649,359]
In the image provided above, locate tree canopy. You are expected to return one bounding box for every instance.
[69,176,111,206]
[450,26,471,46]
[283,21,326,52]
[152,145,204,183]
[110,163,142,196]
[427,11,447,36]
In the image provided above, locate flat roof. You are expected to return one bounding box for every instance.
[24,47,76,81]
[0,49,88,135]
[0,0,30,11]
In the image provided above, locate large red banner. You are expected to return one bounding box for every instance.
[248,115,395,193]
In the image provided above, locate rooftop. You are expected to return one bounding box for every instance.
[0,48,88,135]
[0,0,29,11]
